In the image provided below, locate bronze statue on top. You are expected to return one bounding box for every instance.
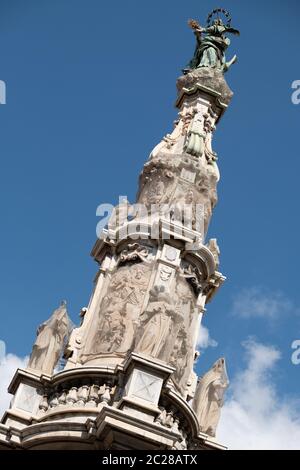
[184,8,240,74]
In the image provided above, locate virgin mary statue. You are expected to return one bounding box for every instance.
[185,18,239,73]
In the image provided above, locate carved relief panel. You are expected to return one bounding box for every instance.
[137,160,177,208]
[80,261,153,364]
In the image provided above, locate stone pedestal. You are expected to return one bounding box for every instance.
[0,352,226,450]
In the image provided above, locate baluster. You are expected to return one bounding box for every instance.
[99,384,111,404]
[39,393,49,413]
[66,386,78,406]
[77,385,90,406]
[165,410,174,428]
[155,408,166,425]
[49,392,59,409]
[58,389,67,406]
[87,384,100,407]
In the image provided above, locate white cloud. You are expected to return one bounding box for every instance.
[232,287,293,319]
[218,339,300,449]
[197,324,218,349]
[0,352,28,418]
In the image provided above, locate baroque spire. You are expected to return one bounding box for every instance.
[0,10,239,451]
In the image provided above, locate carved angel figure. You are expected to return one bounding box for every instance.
[27,301,71,375]
[192,357,229,437]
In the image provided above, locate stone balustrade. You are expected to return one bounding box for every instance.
[39,380,116,413]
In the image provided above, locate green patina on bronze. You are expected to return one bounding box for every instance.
[184,8,240,74]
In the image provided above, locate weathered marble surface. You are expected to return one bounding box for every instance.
[136,68,233,236]
[80,261,153,363]
[65,68,231,405]
[177,67,233,105]
[192,357,229,436]
[1,14,236,447]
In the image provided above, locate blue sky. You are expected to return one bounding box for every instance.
[0,0,300,448]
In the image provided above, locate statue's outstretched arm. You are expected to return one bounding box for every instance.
[193,29,202,45]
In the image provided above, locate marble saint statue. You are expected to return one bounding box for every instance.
[192,357,229,437]
[136,285,183,362]
[27,301,71,375]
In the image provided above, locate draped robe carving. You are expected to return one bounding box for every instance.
[192,357,229,436]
